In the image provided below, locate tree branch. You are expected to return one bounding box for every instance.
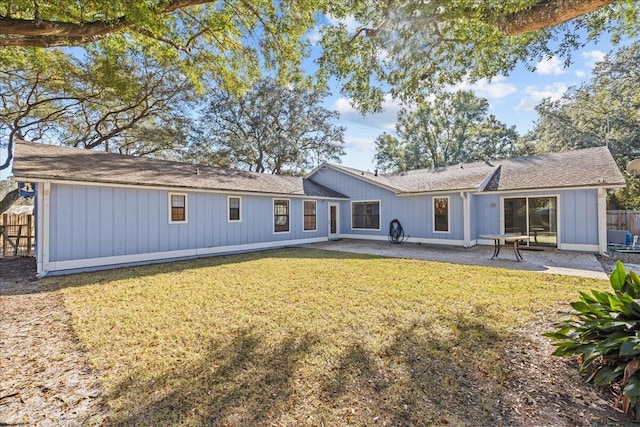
[497,0,618,36]
[0,0,215,47]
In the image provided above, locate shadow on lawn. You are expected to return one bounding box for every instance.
[109,328,319,426]
[104,313,526,426]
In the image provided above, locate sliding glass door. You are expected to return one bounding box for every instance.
[503,196,557,247]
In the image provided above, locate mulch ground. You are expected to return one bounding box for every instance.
[0,257,107,426]
[0,256,638,426]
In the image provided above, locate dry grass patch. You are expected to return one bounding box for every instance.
[52,248,609,426]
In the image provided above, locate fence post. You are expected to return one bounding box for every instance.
[2,214,6,257]
[27,214,32,256]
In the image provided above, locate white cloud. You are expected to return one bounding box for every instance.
[575,70,587,78]
[514,82,568,112]
[344,135,376,152]
[333,94,402,130]
[582,50,606,68]
[450,76,517,100]
[535,56,567,75]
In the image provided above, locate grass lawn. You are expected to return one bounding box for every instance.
[52,248,609,426]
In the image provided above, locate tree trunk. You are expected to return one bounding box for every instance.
[0,189,19,214]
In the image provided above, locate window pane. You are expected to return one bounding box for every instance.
[304,201,316,231]
[171,195,185,208]
[229,197,240,221]
[434,198,448,232]
[170,194,186,222]
[274,200,289,232]
[352,201,380,229]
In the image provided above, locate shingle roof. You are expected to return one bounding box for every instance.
[484,146,625,191]
[11,141,348,199]
[315,146,625,194]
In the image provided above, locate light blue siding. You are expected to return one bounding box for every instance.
[49,184,329,262]
[473,194,501,236]
[473,189,599,246]
[561,189,598,245]
[309,168,465,241]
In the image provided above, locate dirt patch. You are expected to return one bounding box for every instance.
[492,315,635,426]
[0,257,108,426]
[0,257,637,426]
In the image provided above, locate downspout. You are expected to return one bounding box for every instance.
[36,181,51,278]
[460,192,470,248]
[597,187,608,256]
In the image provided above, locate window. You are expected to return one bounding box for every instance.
[228,196,241,222]
[352,201,380,230]
[433,196,449,233]
[169,193,187,223]
[274,199,290,233]
[303,200,317,231]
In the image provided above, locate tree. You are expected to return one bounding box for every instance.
[375,91,519,172]
[319,0,639,112]
[0,47,194,170]
[191,79,346,174]
[373,133,405,174]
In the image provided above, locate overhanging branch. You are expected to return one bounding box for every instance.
[497,0,618,36]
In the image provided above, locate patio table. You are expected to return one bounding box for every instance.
[480,234,531,261]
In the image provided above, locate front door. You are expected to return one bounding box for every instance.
[328,203,340,240]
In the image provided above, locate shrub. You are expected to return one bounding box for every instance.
[546,261,640,418]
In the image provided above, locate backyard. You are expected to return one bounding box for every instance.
[0,248,635,426]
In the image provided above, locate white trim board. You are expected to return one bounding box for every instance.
[45,237,328,275]
[557,243,599,252]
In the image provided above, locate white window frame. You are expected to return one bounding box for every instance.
[168,192,188,224]
[500,193,561,247]
[227,195,242,223]
[432,196,450,234]
[273,198,291,234]
[351,200,382,231]
[302,200,317,232]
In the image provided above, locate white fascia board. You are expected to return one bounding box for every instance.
[472,184,625,195]
[396,188,479,197]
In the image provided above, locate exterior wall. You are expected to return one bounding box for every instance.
[473,189,600,250]
[45,183,329,272]
[309,168,465,243]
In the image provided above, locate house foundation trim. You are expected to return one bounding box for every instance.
[44,237,328,275]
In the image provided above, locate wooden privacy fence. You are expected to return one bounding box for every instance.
[0,213,34,257]
[608,210,640,236]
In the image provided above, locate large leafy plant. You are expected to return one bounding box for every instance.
[547,261,640,417]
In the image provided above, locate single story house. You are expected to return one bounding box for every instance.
[11,141,625,276]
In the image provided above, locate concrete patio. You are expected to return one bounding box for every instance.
[304,239,609,279]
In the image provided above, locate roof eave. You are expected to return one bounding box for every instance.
[12,175,351,200]
[396,187,481,197]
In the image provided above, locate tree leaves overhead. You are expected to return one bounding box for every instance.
[0,0,321,93]
[190,78,346,175]
[318,0,639,112]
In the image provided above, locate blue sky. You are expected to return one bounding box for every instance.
[323,36,618,171]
